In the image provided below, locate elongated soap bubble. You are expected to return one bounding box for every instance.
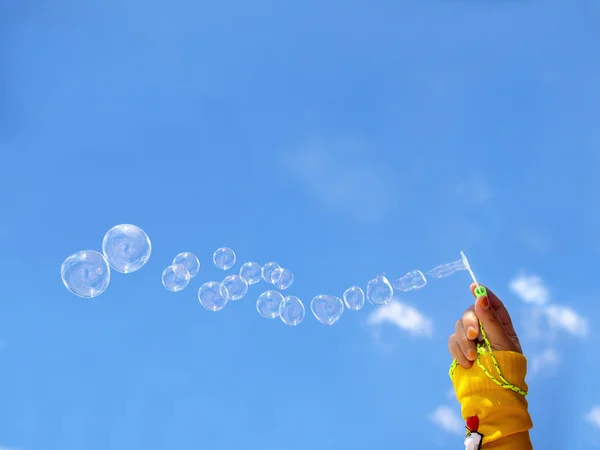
[311,295,344,325]
[426,258,465,279]
[102,224,151,273]
[239,262,262,285]
[213,247,236,270]
[279,296,305,326]
[198,281,229,311]
[343,286,365,311]
[221,274,248,301]
[173,252,200,278]
[162,264,190,292]
[61,250,110,298]
[393,270,427,292]
[366,275,393,305]
[257,290,284,318]
[262,262,280,283]
[272,268,294,290]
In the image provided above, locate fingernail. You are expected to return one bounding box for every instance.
[480,296,489,309]
[467,349,477,361]
[467,327,478,340]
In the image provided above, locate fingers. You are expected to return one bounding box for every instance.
[471,285,516,351]
[469,283,517,338]
[448,334,472,368]
[461,305,480,341]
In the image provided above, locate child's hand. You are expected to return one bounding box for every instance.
[448,283,522,369]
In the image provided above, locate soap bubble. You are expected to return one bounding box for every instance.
[343,286,365,311]
[366,275,394,305]
[393,270,426,292]
[198,281,229,311]
[426,259,465,279]
[102,224,151,273]
[221,274,248,301]
[162,264,191,292]
[173,252,200,278]
[256,290,284,319]
[213,247,236,270]
[279,296,305,326]
[239,262,262,285]
[272,268,294,290]
[262,262,280,283]
[311,295,344,325]
[61,250,111,298]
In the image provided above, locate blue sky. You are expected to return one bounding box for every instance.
[1,0,599,448]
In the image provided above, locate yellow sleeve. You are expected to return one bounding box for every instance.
[451,351,533,449]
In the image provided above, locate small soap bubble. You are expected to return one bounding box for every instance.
[102,224,152,273]
[262,262,280,283]
[239,262,262,285]
[61,250,111,298]
[173,252,200,278]
[162,264,191,292]
[366,275,394,305]
[311,295,344,326]
[393,270,427,292]
[272,268,294,290]
[343,286,365,311]
[256,290,284,319]
[198,281,229,311]
[221,274,248,301]
[213,247,236,270]
[426,259,465,279]
[279,296,305,326]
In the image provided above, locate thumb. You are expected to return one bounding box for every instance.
[474,291,514,351]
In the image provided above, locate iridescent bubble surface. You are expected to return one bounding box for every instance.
[262,262,280,283]
[256,290,284,319]
[239,262,262,285]
[213,247,236,270]
[393,270,427,292]
[311,295,344,325]
[366,275,394,305]
[343,286,365,311]
[198,281,229,311]
[272,268,294,290]
[102,224,152,273]
[279,296,305,326]
[221,274,248,301]
[161,264,191,292]
[61,250,111,298]
[173,252,200,278]
[426,258,465,279]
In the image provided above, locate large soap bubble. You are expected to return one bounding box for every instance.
[173,252,200,278]
[198,281,229,311]
[162,265,190,292]
[366,275,393,305]
[221,274,248,301]
[311,295,344,325]
[239,262,262,285]
[279,296,305,326]
[102,224,151,273]
[261,262,280,283]
[343,286,365,311]
[213,247,236,270]
[61,250,111,298]
[256,290,284,319]
[272,268,294,290]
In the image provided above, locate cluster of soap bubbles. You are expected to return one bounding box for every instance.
[62,223,470,328]
[60,224,152,298]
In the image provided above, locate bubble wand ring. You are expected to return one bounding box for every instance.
[448,252,527,397]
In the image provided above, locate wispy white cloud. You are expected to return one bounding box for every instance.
[530,348,560,375]
[367,299,433,337]
[508,273,588,339]
[585,407,600,429]
[543,305,589,338]
[429,406,464,435]
[280,139,397,223]
[509,274,549,306]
